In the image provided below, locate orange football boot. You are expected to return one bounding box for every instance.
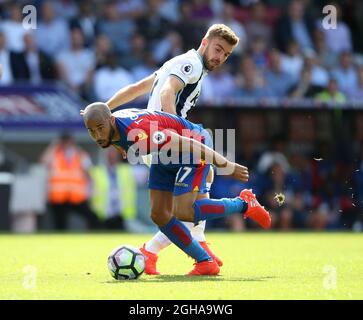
[240,189,271,229]
[187,259,220,276]
[140,244,160,275]
[199,241,223,267]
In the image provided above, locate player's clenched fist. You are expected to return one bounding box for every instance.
[230,163,249,182]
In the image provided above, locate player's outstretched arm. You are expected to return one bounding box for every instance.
[167,130,249,182]
[106,74,156,110]
[80,75,156,116]
[160,76,184,115]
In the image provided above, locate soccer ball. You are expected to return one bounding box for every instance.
[107,245,145,280]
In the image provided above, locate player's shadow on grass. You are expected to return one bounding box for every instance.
[104,275,276,283]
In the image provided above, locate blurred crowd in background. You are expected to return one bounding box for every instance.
[1,0,363,104]
[0,0,363,232]
[210,133,363,232]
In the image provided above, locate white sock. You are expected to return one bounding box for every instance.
[190,220,206,242]
[145,220,207,254]
[144,231,171,254]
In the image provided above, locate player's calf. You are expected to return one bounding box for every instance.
[172,206,195,223]
[191,190,271,230]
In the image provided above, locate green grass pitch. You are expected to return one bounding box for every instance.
[0,232,362,299]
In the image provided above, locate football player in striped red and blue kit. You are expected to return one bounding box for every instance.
[106,24,240,274]
[83,102,271,275]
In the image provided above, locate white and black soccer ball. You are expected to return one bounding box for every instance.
[107,245,145,280]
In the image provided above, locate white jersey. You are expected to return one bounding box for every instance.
[147,49,208,118]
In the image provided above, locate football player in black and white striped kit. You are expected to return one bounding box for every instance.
[106,24,239,274]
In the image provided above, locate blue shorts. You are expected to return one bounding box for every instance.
[148,161,211,196]
[148,126,213,196]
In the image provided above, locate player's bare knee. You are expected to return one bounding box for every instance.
[150,209,171,226]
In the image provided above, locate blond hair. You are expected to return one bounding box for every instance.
[205,24,239,46]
